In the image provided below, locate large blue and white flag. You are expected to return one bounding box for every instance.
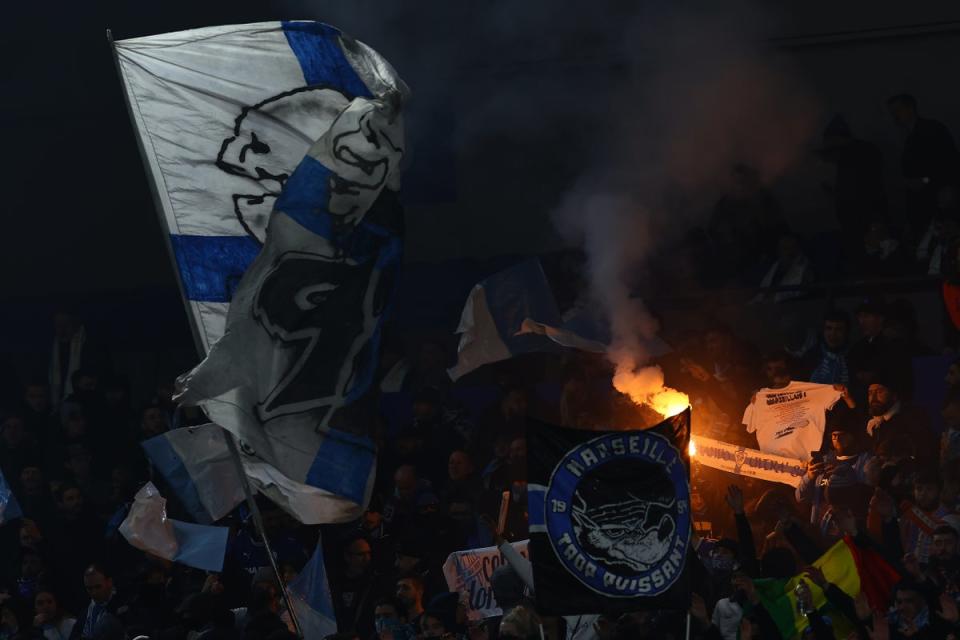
[288,536,338,639]
[115,22,407,523]
[0,467,23,526]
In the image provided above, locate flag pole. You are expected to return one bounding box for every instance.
[106,29,303,638]
[224,435,304,638]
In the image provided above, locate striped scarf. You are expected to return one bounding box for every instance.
[809,345,849,385]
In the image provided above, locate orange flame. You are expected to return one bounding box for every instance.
[688,438,697,457]
[612,359,690,419]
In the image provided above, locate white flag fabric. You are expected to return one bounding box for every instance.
[119,482,231,572]
[114,21,406,352]
[115,21,407,524]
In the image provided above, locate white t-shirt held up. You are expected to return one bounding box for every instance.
[742,381,842,461]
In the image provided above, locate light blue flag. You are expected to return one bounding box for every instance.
[119,482,229,572]
[0,467,23,525]
[170,520,231,572]
[289,536,338,639]
[142,424,246,524]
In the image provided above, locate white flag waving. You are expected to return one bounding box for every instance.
[115,22,407,523]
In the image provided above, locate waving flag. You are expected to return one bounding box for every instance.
[115,22,407,523]
[114,21,405,352]
[289,536,338,639]
[119,482,230,572]
[754,536,900,639]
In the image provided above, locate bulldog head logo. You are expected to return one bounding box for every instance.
[216,86,352,243]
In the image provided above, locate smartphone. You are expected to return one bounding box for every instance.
[810,451,824,463]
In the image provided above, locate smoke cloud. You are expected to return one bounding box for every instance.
[550,5,818,416]
[284,0,819,414]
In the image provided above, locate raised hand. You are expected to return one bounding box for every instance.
[725,485,745,515]
[804,565,827,589]
[939,592,960,624]
[866,612,890,640]
[689,592,710,625]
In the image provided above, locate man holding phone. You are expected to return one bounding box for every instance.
[796,420,874,532]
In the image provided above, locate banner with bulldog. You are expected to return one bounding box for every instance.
[527,410,692,614]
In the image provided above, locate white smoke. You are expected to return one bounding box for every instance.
[551,5,819,417]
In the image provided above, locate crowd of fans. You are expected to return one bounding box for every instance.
[1,94,960,640]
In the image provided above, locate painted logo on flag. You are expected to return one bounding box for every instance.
[544,431,690,597]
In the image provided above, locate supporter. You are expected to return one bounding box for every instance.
[17,466,56,528]
[798,310,851,386]
[887,93,960,234]
[383,465,434,536]
[446,498,494,550]
[924,524,960,591]
[818,115,887,240]
[884,298,934,359]
[901,469,952,565]
[419,611,455,639]
[0,413,41,482]
[0,596,40,640]
[71,564,126,640]
[330,537,385,638]
[404,340,453,395]
[916,192,960,275]
[61,445,109,517]
[886,580,954,639]
[865,375,936,463]
[498,605,541,640]
[708,163,785,282]
[48,485,105,592]
[678,325,759,432]
[137,402,168,441]
[400,387,469,488]
[796,421,873,534]
[475,386,528,444]
[753,233,812,303]
[48,309,109,409]
[847,298,891,392]
[21,379,54,446]
[372,596,416,640]
[849,220,909,277]
[441,450,481,505]
[33,589,77,640]
[395,576,425,631]
[17,549,54,605]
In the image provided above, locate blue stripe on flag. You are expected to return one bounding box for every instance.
[305,430,375,504]
[527,485,546,528]
[141,434,212,524]
[281,21,373,98]
[273,155,335,238]
[170,519,230,572]
[169,235,261,303]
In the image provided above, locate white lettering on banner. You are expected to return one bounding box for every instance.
[693,435,806,487]
[442,541,530,620]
